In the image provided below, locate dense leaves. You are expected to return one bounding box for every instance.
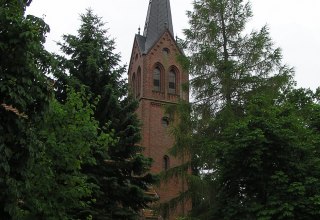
[1,2,154,220]
[204,96,320,219]
[3,0,320,219]
[23,89,113,219]
[0,0,51,218]
[184,0,293,119]
[57,9,156,219]
[168,0,320,219]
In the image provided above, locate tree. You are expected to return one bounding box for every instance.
[201,95,320,219]
[184,0,292,120]
[0,0,51,218]
[283,88,320,132]
[57,9,156,219]
[166,0,320,219]
[22,89,114,220]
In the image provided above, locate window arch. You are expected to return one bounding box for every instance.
[163,155,170,171]
[168,69,176,94]
[153,66,161,92]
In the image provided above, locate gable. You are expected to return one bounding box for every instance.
[128,36,144,75]
[145,30,183,57]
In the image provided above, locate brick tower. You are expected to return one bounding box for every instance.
[128,0,189,219]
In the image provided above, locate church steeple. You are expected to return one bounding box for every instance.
[142,0,174,52]
[128,1,190,218]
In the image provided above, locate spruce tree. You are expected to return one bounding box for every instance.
[57,9,156,219]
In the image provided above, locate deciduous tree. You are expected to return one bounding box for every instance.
[23,89,113,219]
[0,0,51,217]
[167,0,320,219]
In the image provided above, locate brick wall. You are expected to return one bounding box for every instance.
[129,31,190,220]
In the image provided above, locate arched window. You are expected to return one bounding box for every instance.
[132,73,136,96]
[137,67,141,97]
[161,116,169,127]
[168,69,176,94]
[163,155,170,171]
[153,67,161,91]
[163,48,170,56]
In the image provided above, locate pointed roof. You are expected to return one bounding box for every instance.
[140,0,174,53]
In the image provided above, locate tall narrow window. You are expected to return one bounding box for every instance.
[132,73,136,97]
[163,155,170,171]
[168,69,176,94]
[137,67,141,97]
[161,116,169,127]
[153,67,161,91]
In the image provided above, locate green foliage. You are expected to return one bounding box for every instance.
[168,0,320,219]
[57,9,156,219]
[0,0,51,218]
[282,88,320,131]
[206,96,320,219]
[184,0,293,118]
[22,89,113,219]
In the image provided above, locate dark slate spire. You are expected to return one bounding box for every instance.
[142,0,174,52]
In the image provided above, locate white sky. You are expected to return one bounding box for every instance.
[27,0,320,90]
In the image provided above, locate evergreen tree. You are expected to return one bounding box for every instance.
[184,0,292,120]
[57,9,156,219]
[0,0,51,218]
[166,0,320,219]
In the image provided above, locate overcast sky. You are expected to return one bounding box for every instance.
[27,0,320,90]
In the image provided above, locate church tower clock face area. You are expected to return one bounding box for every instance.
[128,0,190,219]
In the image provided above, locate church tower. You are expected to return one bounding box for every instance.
[128,0,189,219]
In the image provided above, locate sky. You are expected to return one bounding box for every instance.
[27,0,320,90]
